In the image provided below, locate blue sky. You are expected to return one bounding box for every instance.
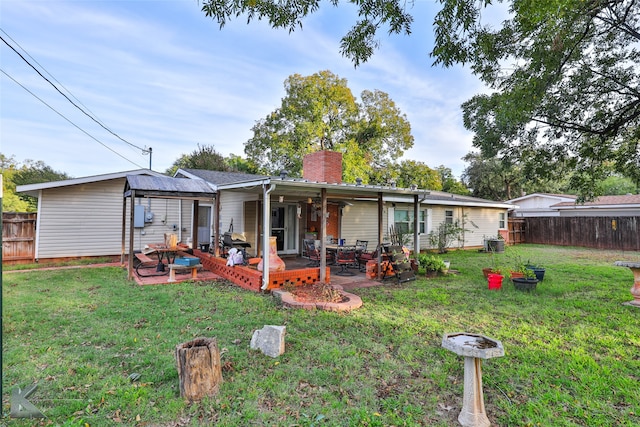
[1,0,490,180]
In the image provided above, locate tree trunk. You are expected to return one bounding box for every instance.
[175,337,223,401]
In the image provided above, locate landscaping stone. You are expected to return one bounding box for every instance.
[250,325,286,358]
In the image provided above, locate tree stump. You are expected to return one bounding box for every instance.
[175,337,223,401]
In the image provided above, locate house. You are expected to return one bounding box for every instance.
[177,151,514,257]
[16,152,512,265]
[506,193,640,217]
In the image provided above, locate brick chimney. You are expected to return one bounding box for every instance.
[302,151,342,184]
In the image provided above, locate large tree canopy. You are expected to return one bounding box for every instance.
[201,0,640,199]
[433,0,640,199]
[244,70,414,181]
[166,144,231,176]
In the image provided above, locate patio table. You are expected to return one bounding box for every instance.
[148,243,180,272]
[614,261,640,307]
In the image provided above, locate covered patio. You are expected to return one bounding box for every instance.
[122,163,426,292]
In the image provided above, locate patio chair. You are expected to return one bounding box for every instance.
[304,239,333,267]
[356,243,376,272]
[335,247,357,276]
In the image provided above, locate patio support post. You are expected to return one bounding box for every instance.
[192,200,199,251]
[121,193,127,267]
[377,192,383,279]
[261,182,275,290]
[127,190,136,280]
[320,188,328,283]
[213,194,220,256]
[413,194,420,255]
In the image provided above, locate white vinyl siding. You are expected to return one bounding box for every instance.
[35,179,182,259]
[424,206,508,250]
[339,201,381,246]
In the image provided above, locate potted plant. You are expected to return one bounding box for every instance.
[525,261,546,281]
[483,247,504,278]
[507,248,528,280]
[418,254,446,278]
[487,269,504,290]
[512,268,539,291]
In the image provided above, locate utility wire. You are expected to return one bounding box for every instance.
[0,31,150,156]
[0,27,107,130]
[1,68,146,169]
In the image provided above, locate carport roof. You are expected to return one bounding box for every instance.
[123,174,215,200]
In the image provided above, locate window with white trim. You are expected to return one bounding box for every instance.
[445,210,454,224]
[499,212,506,229]
[394,209,427,234]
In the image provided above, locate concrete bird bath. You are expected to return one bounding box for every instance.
[442,333,505,427]
[614,261,640,307]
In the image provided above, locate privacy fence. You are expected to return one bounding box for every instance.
[523,216,640,251]
[2,212,36,264]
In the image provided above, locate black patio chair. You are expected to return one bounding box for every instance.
[335,247,357,276]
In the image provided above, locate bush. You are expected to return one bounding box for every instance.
[418,253,446,272]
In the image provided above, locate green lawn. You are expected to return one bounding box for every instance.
[2,244,639,426]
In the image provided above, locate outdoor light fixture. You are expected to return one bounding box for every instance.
[279,195,284,203]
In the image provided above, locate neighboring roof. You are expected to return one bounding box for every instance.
[420,190,515,209]
[124,175,215,200]
[506,193,577,204]
[16,169,165,197]
[552,194,640,209]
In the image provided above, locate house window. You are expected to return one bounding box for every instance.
[499,212,506,229]
[394,209,427,234]
[445,210,454,224]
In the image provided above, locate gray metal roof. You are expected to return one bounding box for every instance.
[177,168,268,185]
[124,174,215,200]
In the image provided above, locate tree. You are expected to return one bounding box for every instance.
[461,152,522,201]
[201,1,640,199]
[166,144,230,176]
[244,70,414,180]
[1,154,71,212]
[598,175,639,195]
[432,0,640,200]
[435,165,470,195]
[461,152,572,201]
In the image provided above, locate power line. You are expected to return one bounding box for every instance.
[1,68,146,169]
[0,28,107,131]
[0,30,151,157]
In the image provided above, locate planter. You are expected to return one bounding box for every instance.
[487,273,503,290]
[426,269,438,278]
[509,271,525,280]
[482,267,494,278]
[486,239,505,253]
[258,236,286,272]
[512,277,539,291]
[526,266,546,282]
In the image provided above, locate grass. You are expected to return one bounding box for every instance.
[2,244,640,426]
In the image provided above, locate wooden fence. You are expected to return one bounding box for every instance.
[525,216,640,251]
[508,218,526,244]
[2,212,36,263]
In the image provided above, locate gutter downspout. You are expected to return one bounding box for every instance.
[261,182,275,291]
